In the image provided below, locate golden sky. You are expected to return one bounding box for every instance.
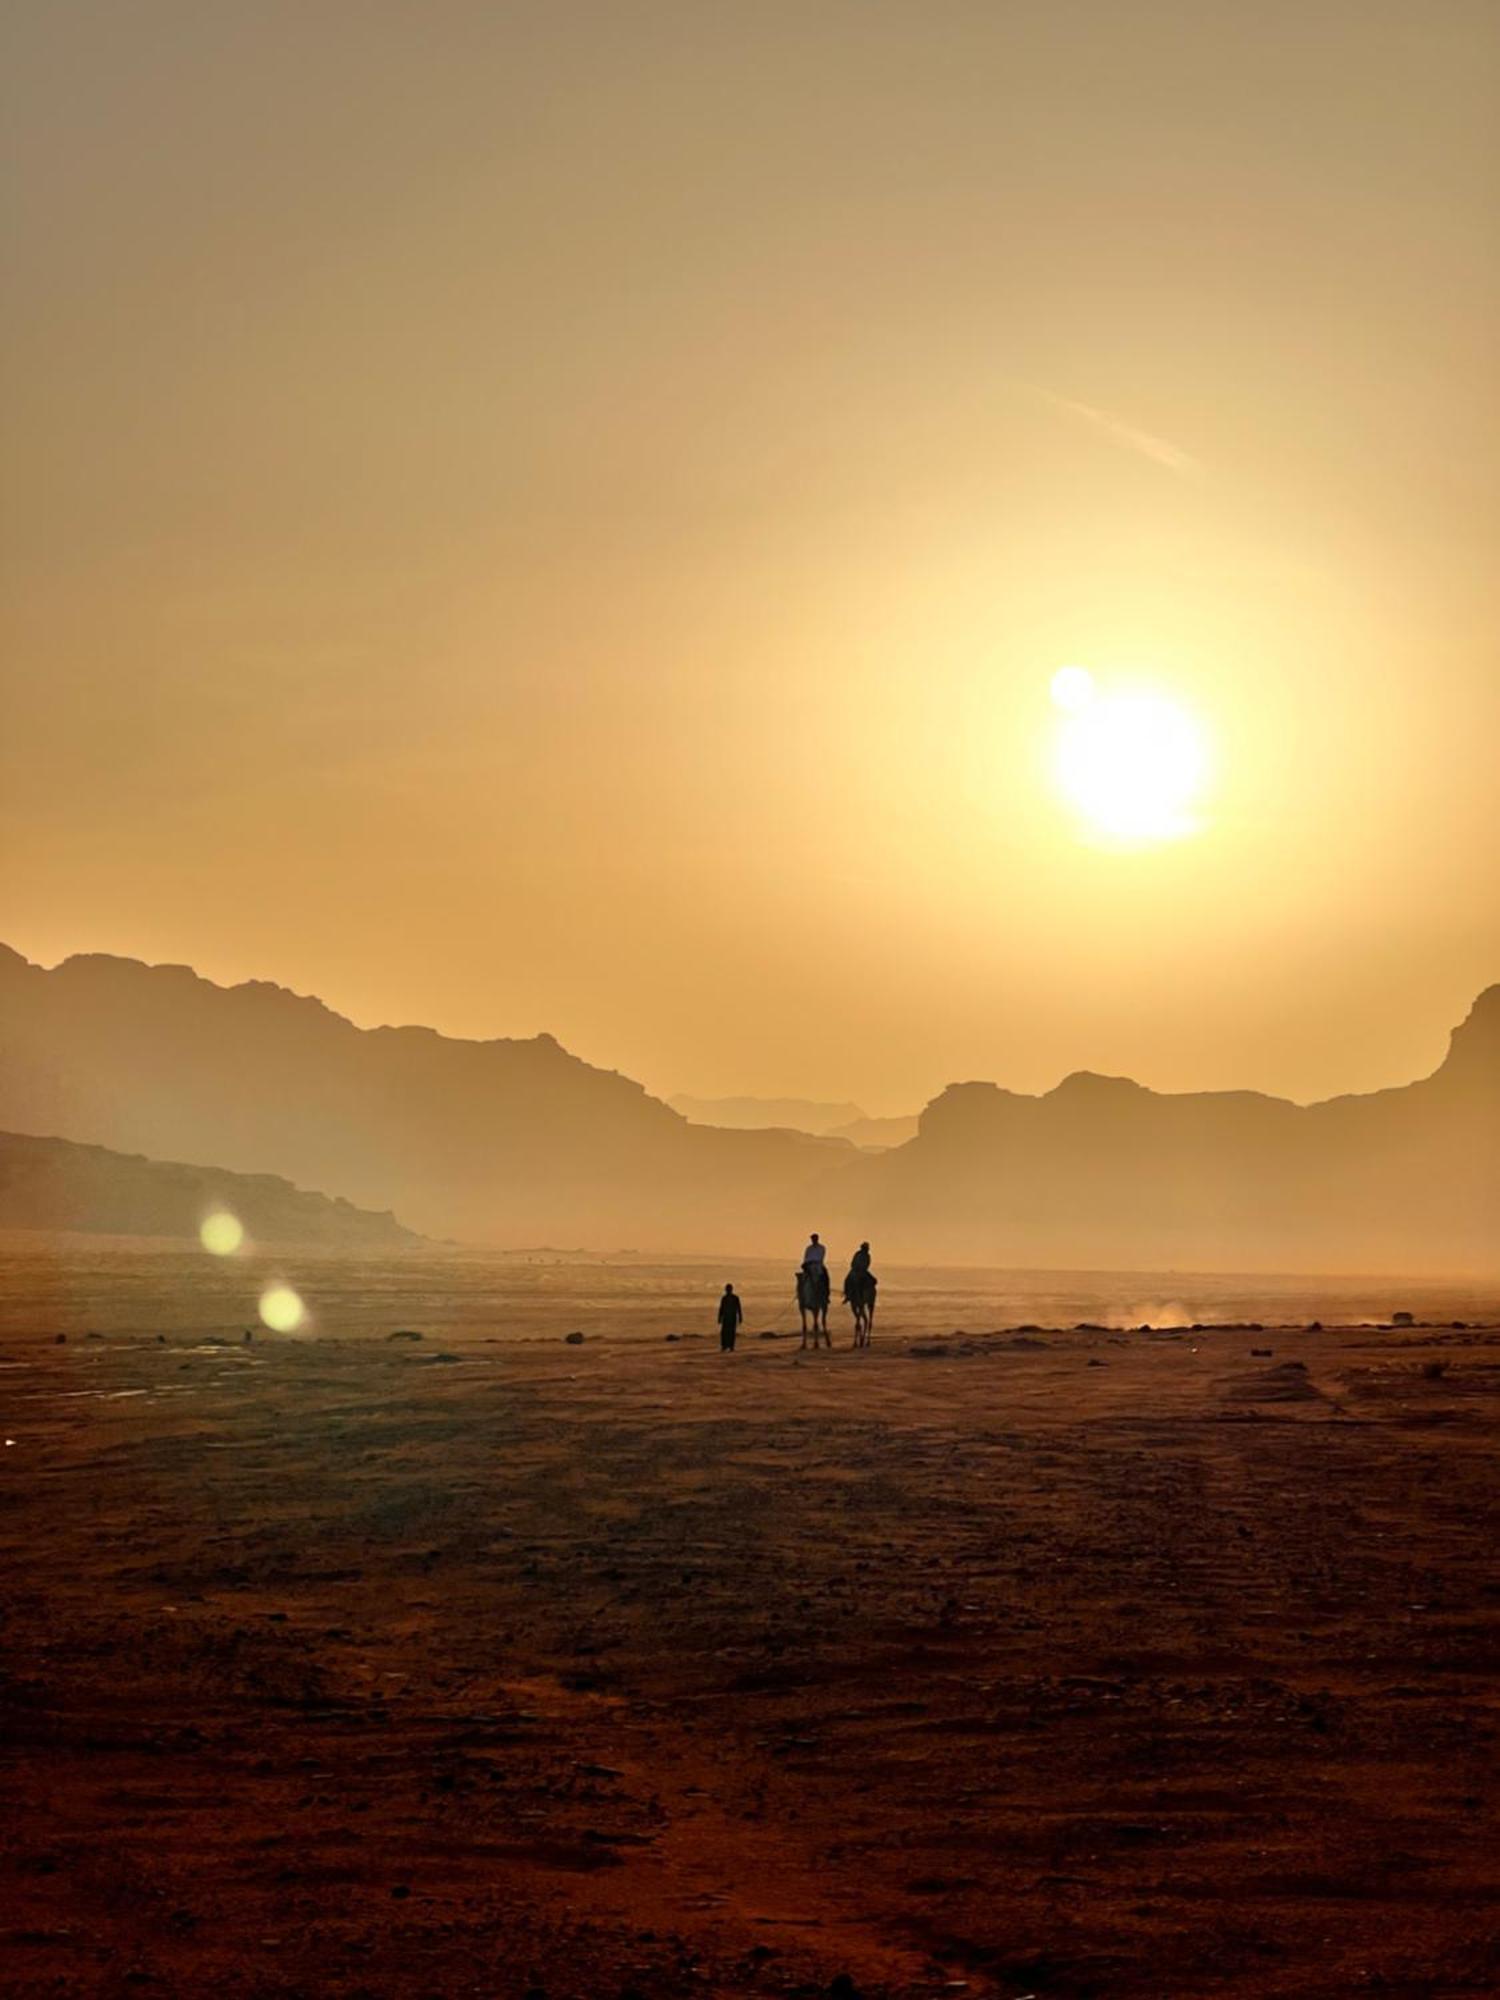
[3,2,1496,1113]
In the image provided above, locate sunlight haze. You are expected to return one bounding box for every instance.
[2,1,1496,1113]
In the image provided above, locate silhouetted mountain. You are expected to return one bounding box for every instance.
[0,944,1493,1272]
[851,987,1499,1273]
[0,946,841,1245]
[828,1113,921,1150]
[0,1129,419,1247]
[669,1094,868,1135]
[668,1096,920,1151]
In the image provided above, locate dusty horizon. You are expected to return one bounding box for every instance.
[4,2,1497,1117]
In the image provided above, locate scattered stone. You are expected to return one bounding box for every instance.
[564,1330,586,1345]
[1421,1361,1448,1380]
[55,1332,66,1344]
[759,1329,779,1340]
[1306,1320,1322,1332]
[663,1334,680,1343]
[387,1329,423,1342]
[389,1883,410,1899]
[908,1342,951,1358]
[1251,1347,1273,1357]
[829,1975,862,2000]
[1087,1357,1105,1368]
[1392,1310,1415,1326]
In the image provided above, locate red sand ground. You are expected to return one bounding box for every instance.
[2,1256,1498,1997]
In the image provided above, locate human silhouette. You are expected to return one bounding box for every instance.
[844,1245,877,1346]
[717,1283,743,1352]
[797,1262,832,1347]
[802,1231,826,1270]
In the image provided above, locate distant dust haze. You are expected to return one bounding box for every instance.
[2,2,1497,1123]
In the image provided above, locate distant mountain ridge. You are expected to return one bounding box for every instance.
[0,943,1494,1272]
[669,1094,869,1135]
[0,945,841,1245]
[857,987,1499,1272]
[0,1128,419,1247]
[828,1113,921,1150]
[669,1094,918,1149]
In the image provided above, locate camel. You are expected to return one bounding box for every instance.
[844,1268,877,1347]
[797,1263,831,1348]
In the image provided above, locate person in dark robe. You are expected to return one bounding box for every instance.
[717,1283,743,1352]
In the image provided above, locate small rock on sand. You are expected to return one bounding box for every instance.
[564,1330,586,1345]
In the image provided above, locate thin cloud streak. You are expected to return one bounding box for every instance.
[1032,388,1204,479]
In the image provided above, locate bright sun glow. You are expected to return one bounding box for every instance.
[258,1283,307,1334]
[199,1208,245,1257]
[1050,669,1209,842]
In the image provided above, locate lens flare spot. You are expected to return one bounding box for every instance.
[258,1283,306,1334]
[199,1209,245,1257]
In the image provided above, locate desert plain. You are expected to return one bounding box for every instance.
[2,1247,1498,1998]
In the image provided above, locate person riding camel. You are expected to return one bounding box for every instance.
[802,1232,826,1273]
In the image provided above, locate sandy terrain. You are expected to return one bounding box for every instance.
[2,1247,1498,1997]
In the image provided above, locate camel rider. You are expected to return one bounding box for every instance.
[802,1232,827,1273]
[850,1241,872,1281]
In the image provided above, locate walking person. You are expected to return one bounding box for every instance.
[717,1282,743,1353]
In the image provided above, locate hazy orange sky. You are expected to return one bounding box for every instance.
[3,3,1497,1113]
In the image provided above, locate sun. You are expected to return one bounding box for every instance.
[1049,667,1210,842]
